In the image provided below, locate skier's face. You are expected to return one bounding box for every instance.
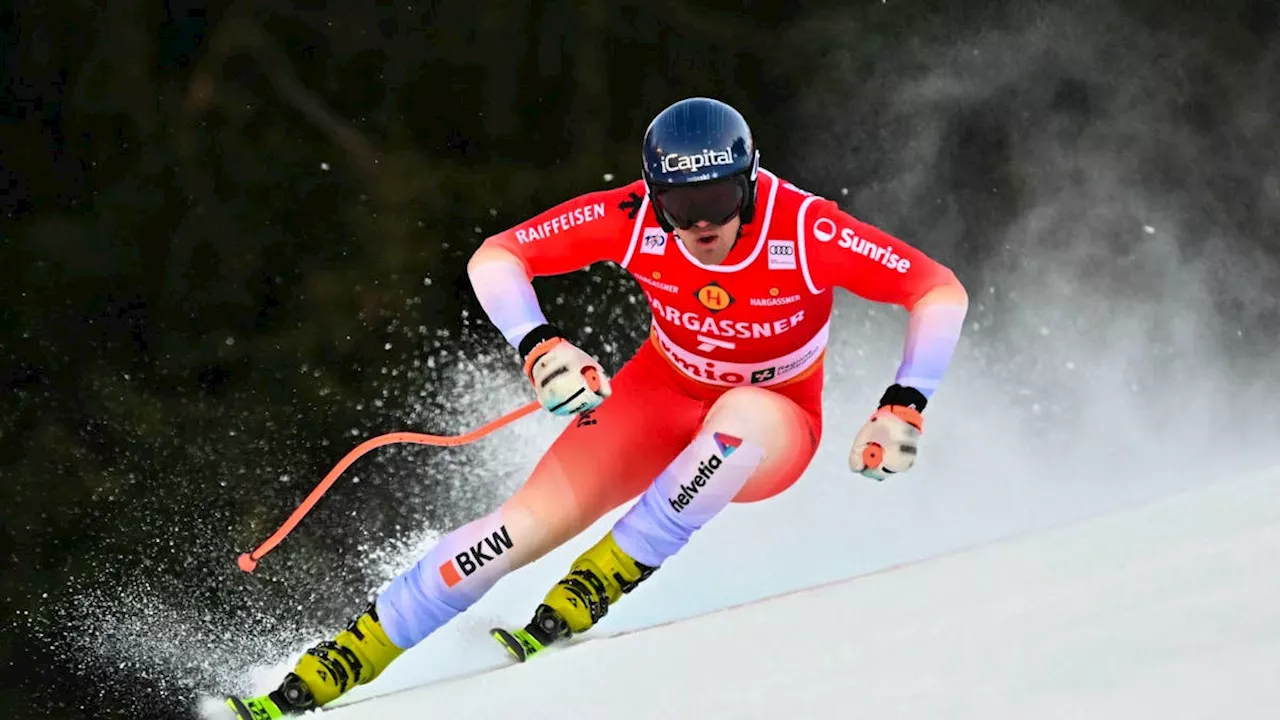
[653,176,748,265]
[674,216,742,265]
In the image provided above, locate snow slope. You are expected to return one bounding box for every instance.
[307,466,1280,719]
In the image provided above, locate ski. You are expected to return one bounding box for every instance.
[224,674,315,719]
[224,693,287,720]
[489,626,546,662]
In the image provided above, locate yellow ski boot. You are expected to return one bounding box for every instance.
[491,531,656,661]
[225,603,404,718]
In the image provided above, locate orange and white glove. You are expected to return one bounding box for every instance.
[849,384,927,481]
[518,324,612,417]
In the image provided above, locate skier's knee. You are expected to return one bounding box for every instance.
[702,386,810,444]
[701,386,776,432]
[701,387,818,503]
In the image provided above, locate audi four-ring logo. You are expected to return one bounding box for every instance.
[769,244,794,256]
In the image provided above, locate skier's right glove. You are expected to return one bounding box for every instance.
[518,324,612,416]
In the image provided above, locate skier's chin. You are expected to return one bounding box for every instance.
[679,228,734,264]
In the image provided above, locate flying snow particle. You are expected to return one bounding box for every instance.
[320,162,330,171]
[603,173,615,182]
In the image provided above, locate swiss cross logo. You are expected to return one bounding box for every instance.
[694,282,733,313]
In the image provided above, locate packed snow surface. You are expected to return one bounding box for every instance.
[290,466,1280,719]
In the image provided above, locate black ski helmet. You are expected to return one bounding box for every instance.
[641,97,760,233]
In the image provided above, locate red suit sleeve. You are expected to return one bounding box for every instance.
[468,182,646,347]
[799,198,969,398]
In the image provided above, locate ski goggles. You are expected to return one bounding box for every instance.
[651,176,747,230]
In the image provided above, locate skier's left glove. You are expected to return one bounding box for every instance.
[849,384,927,481]
[518,323,612,417]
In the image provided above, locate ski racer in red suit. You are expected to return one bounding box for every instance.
[227,97,969,718]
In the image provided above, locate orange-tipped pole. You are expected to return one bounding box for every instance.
[238,400,541,572]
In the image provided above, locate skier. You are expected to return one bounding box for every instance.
[227,96,968,718]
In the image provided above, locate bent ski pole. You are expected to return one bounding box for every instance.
[237,399,540,573]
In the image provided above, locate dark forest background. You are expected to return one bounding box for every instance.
[3,1,1278,718]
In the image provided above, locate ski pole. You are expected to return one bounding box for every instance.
[237,399,541,573]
